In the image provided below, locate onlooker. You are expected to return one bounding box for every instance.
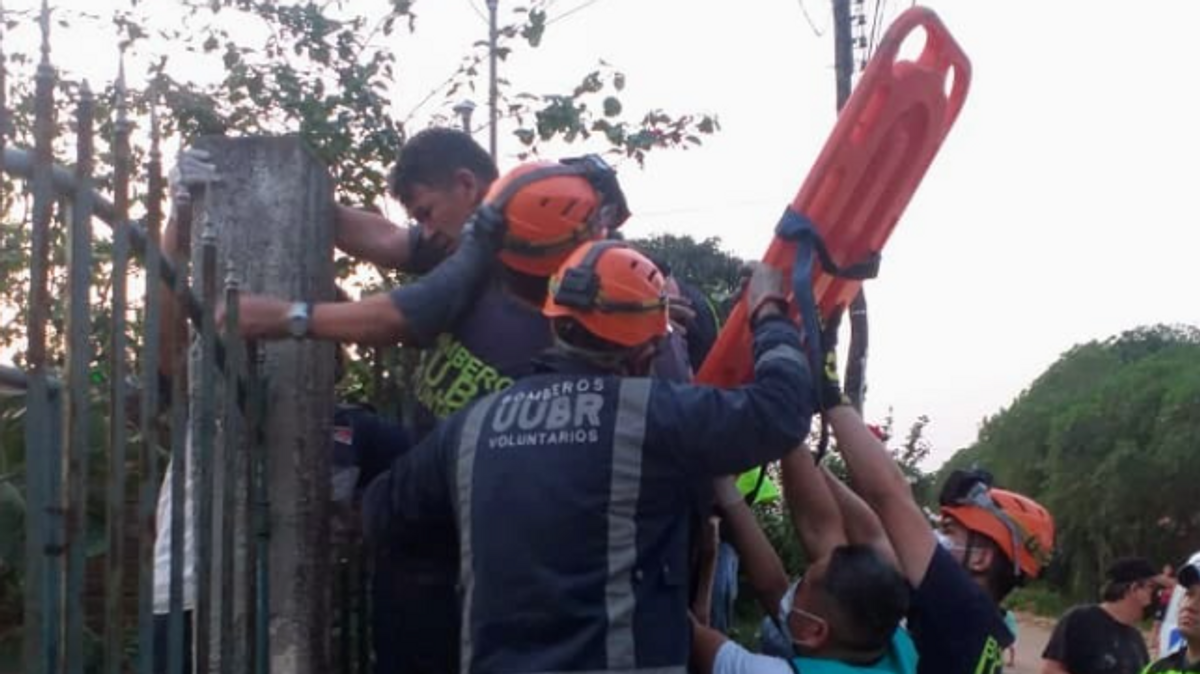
[1153,565,1179,659]
[1042,557,1159,674]
[1142,559,1200,673]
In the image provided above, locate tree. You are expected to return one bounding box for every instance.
[628,232,745,318]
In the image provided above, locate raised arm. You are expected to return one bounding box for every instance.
[333,204,412,270]
[655,264,815,477]
[821,466,899,569]
[829,405,936,587]
[225,215,501,347]
[714,477,789,613]
[333,204,451,273]
[780,445,846,563]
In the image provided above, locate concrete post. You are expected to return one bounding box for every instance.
[192,135,336,674]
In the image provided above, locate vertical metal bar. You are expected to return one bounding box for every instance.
[193,220,218,674]
[45,383,66,672]
[337,550,350,674]
[138,99,165,674]
[249,345,270,674]
[0,4,7,211]
[167,175,194,674]
[356,550,369,674]
[24,4,59,673]
[102,70,131,674]
[67,79,96,673]
[218,269,240,674]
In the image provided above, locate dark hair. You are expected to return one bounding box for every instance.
[1101,580,1138,603]
[975,533,1022,601]
[550,317,628,355]
[387,128,498,205]
[815,545,911,654]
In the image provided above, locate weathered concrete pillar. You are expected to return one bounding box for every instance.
[192,135,335,674]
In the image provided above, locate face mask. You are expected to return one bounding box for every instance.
[935,530,964,552]
[777,579,800,634]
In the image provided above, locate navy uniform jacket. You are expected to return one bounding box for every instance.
[369,316,812,674]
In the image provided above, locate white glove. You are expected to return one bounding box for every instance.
[168,148,221,207]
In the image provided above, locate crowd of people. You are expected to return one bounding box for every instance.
[150,128,1199,674]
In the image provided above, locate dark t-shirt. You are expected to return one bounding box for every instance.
[1043,604,1149,674]
[410,282,552,441]
[1144,647,1200,673]
[907,546,1013,674]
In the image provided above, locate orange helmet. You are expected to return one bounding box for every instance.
[543,241,668,348]
[481,155,629,276]
[942,485,1055,578]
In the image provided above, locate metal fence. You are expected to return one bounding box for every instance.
[0,5,370,674]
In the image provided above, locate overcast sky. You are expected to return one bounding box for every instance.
[16,0,1200,467]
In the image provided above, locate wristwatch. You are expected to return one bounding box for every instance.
[286,301,313,339]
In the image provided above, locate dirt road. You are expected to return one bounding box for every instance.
[1010,612,1054,674]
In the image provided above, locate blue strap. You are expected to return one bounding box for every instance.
[775,209,827,397]
[775,208,858,462]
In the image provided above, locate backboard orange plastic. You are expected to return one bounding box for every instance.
[696,6,971,388]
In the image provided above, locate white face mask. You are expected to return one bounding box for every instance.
[777,578,801,636]
[935,529,970,553]
[934,529,955,550]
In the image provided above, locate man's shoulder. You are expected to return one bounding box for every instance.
[1056,603,1103,626]
[713,641,794,674]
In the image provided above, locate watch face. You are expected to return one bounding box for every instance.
[288,304,309,337]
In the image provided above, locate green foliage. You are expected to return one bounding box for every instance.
[628,233,744,317]
[1004,583,1073,619]
[937,324,1200,600]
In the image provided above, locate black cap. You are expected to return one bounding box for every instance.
[1106,557,1158,584]
[1178,560,1200,588]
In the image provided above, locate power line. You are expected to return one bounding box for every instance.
[546,0,605,26]
[796,0,825,37]
[866,0,889,62]
[466,0,488,22]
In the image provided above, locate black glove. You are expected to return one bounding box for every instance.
[467,203,509,251]
[817,309,850,411]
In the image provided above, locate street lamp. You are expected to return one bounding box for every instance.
[453,99,477,135]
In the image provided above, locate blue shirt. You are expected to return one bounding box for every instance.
[907,546,1013,674]
[410,282,552,440]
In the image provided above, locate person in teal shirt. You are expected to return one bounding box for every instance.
[691,432,916,674]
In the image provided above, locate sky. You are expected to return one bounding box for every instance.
[12,0,1200,468]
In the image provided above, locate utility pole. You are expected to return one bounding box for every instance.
[833,0,854,111]
[834,0,870,413]
[487,0,499,158]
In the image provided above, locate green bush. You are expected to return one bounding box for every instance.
[1004,583,1073,618]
